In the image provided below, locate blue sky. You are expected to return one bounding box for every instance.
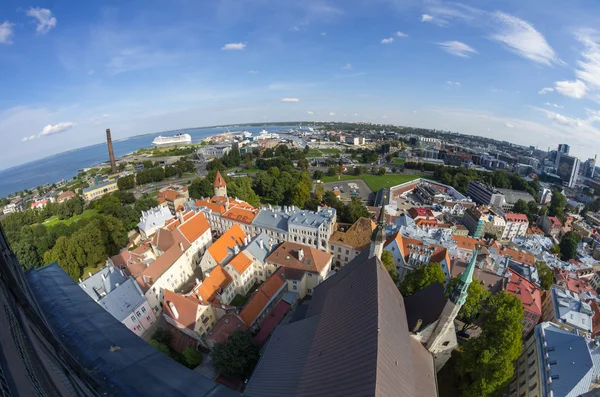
[2,0,600,169]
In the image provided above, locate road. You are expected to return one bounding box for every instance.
[134,176,198,198]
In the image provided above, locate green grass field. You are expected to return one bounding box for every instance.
[319,173,426,192]
[393,158,405,165]
[43,209,99,227]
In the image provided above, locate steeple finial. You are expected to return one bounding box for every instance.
[450,245,479,305]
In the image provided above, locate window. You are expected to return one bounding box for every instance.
[293,285,297,291]
[141,307,146,314]
[442,341,450,347]
[308,273,313,277]
[147,316,152,322]
[130,315,136,322]
[346,249,349,254]
[136,311,141,317]
[308,289,312,293]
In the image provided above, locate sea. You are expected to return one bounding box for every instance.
[0,125,298,198]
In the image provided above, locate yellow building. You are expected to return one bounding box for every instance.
[82,180,118,201]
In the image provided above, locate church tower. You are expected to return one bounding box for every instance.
[368,198,387,260]
[213,171,227,197]
[425,246,478,372]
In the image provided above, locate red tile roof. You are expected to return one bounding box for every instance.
[214,171,227,187]
[388,233,452,273]
[57,190,75,201]
[222,206,258,224]
[240,268,286,326]
[497,247,535,266]
[266,242,332,274]
[408,207,435,219]
[452,235,484,250]
[228,252,253,275]
[205,313,249,346]
[163,289,203,331]
[587,299,600,338]
[207,224,247,266]
[505,271,542,316]
[548,216,562,227]
[506,213,528,222]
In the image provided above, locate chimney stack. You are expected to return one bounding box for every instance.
[106,128,117,174]
[298,248,304,261]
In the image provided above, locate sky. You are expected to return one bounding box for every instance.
[2,0,600,169]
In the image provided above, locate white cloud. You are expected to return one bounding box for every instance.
[221,42,246,50]
[396,31,407,38]
[436,41,478,58]
[281,97,300,102]
[573,30,600,90]
[343,63,352,70]
[320,32,327,36]
[505,122,514,128]
[26,8,57,35]
[421,13,448,27]
[0,21,15,44]
[248,70,259,74]
[490,12,559,66]
[545,102,563,109]
[446,81,461,86]
[22,135,37,142]
[555,80,588,99]
[539,87,554,94]
[292,26,300,31]
[329,112,335,116]
[381,37,394,44]
[307,111,314,115]
[353,113,358,116]
[39,122,76,137]
[413,110,418,114]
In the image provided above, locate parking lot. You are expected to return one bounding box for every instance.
[319,179,373,202]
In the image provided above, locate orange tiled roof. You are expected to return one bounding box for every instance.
[57,190,75,201]
[452,235,484,250]
[222,206,258,225]
[240,268,286,325]
[505,272,541,316]
[329,218,376,249]
[228,252,253,275]
[387,233,452,273]
[197,265,232,303]
[498,247,535,266]
[266,242,332,274]
[214,171,227,187]
[179,212,211,243]
[163,289,203,331]
[207,224,247,265]
[158,189,183,202]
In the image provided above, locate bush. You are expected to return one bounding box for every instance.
[183,347,203,368]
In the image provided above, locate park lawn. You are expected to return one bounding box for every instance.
[393,158,405,165]
[361,174,425,191]
[43,209,99,227]
[306,148,341,157]
[319,174,426,191]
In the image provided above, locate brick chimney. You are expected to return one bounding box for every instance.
[106,128,117,174]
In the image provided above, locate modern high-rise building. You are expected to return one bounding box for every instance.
[556,154,580,188]
[558,143,570,155]
[583,156,596,178]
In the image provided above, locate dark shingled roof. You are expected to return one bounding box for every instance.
[245,254,438,397]
[26,263,239,397]
[403,282,447,333]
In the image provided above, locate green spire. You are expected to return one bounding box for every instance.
[450,246,478,306]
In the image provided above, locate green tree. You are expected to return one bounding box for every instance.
[377,167,386,176]
[182,347,203,368]
[297,158,309,170]
[342,197,370,224]
[150,340,172,356]
[117,174,136,190]
[312,170,323,180]
[290,181,311,208]
[189,176,214,199]
[381,250,398,283]
[212,331,259,378]
[457,292,524,397]
[511,199,529,215]
[134,196,159,213]
[227,177,261,207]
[559,231,580,261]
[303,145,310,155]
[399,262,445,296]
[483,232,497,240]
[536,261,554,290]
[527,201,539,219]
[445,278,490,331]
[327,167,337,177]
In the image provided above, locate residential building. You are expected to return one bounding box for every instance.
[205,313,249,350]
[112,211,212,314]
[503,271,542,336]
[408,207,439,228]
[196,264,236,305]
[538,215,563,238]
[250,206,291,243]
[240,268,287,330]
[137,206,175,239]
[385,232,452,281]
[265,242,333,299]
[79,265,157,336]
[195,196,257,235]
[244,253,438,396]
[502,213,529,241]
[157,185,189,212]
[541,286,593,334]
[461,206,487,238]
[588,299,600,338]
[56,190,76,203]
[287,207,336,251]
[467,181,535,211]
[82,179,118,200]
[508,322,599,397]
[31,198,49,209]
[328,217,376,267]
[199,224,247,273]
[414,183,447,204]
[2,197,25,214]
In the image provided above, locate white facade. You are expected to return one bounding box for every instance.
[145,250,196,313]
[137,206,174,239]
[501,218,529,241]
[122,300,157,336]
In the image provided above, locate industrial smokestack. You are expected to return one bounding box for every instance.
[106,128,117,174]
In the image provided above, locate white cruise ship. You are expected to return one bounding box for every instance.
[253,129,280,141]
[152,133,192,147]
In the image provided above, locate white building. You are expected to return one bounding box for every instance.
[137,206,175,239]
[501,213,529,241]
[79,265,156,336]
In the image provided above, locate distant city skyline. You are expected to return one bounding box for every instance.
[2,0,600,168]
